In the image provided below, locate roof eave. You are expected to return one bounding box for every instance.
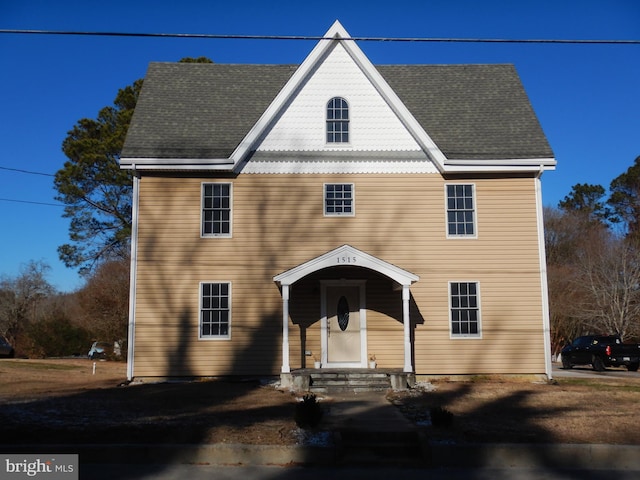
[443,157,557,173]
[119,157,235,171]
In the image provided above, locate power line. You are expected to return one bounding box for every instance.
[0,166,55,177]
[0,167,59,206]
[1,29,638,45]
[0,198,63,207]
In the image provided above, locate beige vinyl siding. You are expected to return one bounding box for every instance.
[132,172,547,377]
[365,277,405,368]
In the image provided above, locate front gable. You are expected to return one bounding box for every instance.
[233,20,445,174]
[254,41,423,154]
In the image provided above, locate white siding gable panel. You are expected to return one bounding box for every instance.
[256,43,422,153]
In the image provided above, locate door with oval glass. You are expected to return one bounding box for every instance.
[326,286,361,365]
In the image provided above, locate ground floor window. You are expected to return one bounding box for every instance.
[449,281,480,337]
[200,282,231,339]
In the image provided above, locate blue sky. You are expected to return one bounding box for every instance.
[1,0,638,292]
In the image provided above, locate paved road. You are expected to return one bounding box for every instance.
[551,363,640,380]
[83,464,640,480]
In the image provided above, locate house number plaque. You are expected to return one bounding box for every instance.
[336,256,356,264]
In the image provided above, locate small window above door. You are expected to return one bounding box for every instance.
[324,183,354,216]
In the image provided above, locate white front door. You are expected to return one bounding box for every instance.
[322,281,366,368]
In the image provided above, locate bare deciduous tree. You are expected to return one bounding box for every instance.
[573,234,640,340]
[547,264,584,353]
[0,261,54,351]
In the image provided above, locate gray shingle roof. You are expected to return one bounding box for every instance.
[121,62,553,161]
[378,64,553,160]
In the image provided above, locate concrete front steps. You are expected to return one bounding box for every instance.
[311,371,390,393]
[285,368,415,393]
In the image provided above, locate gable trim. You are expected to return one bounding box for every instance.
[231,20,449,174]
[273,244,419,286]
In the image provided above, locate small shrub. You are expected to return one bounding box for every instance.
[294,393,323,429]
[430,406,454,428]
[25,316,92,358]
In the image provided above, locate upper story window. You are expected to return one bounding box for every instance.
[449,281,481,338]
[446,184,476,237]
[324,183,354,216]
[202,183,232,237]
[326,97,349,143]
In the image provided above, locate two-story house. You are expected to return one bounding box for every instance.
[119,21,556,384]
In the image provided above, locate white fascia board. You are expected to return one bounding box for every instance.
[443,165,554,174]
[445,157,557,167]
[443,158,557,174]
[120,157,235,171]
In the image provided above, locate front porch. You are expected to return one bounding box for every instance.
[273,245,420,376]
[281,368,416,393]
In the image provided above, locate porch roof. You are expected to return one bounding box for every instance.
[273,245,419,287]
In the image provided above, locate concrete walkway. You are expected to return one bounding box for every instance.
[320,390,416,433]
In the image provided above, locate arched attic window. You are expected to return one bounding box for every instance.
[326,97,349,143]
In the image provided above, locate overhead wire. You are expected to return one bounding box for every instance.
[0,166,61,207]
[0,166,55,177]
[0,198,63,207]
[1,29,638,45]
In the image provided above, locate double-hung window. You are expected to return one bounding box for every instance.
[200,282,231,339]
[326,97,349,143]
[324,183,354,216]
[202,183,231,237]
[446,184,476,237]
[449,281,481,337]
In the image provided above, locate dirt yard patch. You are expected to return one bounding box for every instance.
[1,359,639,446]
[0,359,298,446]
[389,375,640,445]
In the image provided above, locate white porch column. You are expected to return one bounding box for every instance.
[403,284,413,373]
[281,284,291,373]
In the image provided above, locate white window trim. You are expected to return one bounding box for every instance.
[323,183,355,217]
[444,183,478,239]
[201,182,233,238]
[325,96,352,147]
[199,281,232,341]
[448,280,482,339]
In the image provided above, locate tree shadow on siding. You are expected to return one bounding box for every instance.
[167,308,194,377]
[228,309,282,376]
